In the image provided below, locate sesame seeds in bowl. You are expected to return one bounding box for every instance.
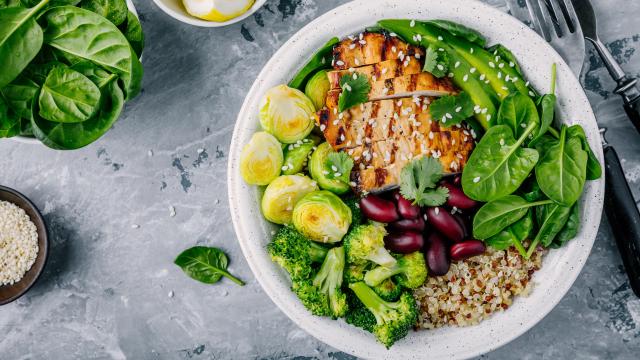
[0,185,48,306]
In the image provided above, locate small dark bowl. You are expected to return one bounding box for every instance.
[0,185,48,305]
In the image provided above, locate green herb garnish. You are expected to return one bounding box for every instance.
[338,73,370,112]
[430,91,474,126]
[423,44,449,78]
[399,156,449,206]
[325,152,354,185]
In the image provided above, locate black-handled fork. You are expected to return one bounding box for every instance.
[506,0,640,297]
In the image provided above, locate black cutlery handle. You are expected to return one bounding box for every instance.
[604,146,640,297]
[623,96,640,135]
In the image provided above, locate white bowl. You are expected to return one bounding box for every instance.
[228,0,605,358]
[152,0,266,27]
[11,0,141,146]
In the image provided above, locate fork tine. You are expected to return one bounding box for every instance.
[548,0,573,37]
[541,0,563,37]
[525,0,551,40]
[556,0,576,33]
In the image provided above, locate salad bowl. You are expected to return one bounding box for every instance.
[228,0,604,358]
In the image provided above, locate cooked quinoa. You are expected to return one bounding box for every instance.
[0,200,39,286]
[414,246,545,329]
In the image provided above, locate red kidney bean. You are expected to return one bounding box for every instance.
[389,217,426,232]
[453,213,470,239]
[450,240,486,261]
[359,194,399,223]
[393,192,421,219]
[425,232,450,276]
[425,207,465,243]
[385,231,424,253]
[441,183,478,210]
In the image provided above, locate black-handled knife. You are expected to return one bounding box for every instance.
[571,0,640,134]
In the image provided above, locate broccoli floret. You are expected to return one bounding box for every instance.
[292,246,348,318]
[268,226,329,281]
[364,251,428,289]
[349,282,418,348]
[342,196,363,228]
[344,262,369,284]
[344,223,397,268]
[345,289,376,332]
[373,278,403,301]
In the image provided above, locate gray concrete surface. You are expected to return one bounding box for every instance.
[1,0,639,359]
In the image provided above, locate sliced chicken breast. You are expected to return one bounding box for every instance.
[332,32,424,70]
[326,59,423,89]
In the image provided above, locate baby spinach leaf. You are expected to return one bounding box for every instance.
[529,64,557,146]
[567,124,602,180]
[526,202,573,257]
[461,124,539,202]
[71,61,117,88]
[43,6,143,100]
[0,0,22,8]
[81,0,127,26]
[535,126,588,206]
[338,73,370,112]
[496,92,539,139]
[473,195,550,240]
[38,66,101,123]
[0,94,21,137]
[0,0,48,89]
[423,43,449,78]
[486,210,532,256]
[1,75,39,120]
[518,177,545,202]
[553,203,580,247]
[426,19,486,47]
[174,246,245,286]
[31,79,123,149]
[120,10,143,58]
[430,91,474,126]
[289,37,339,90]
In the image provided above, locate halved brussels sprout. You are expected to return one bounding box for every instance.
[305,70,330,111]
[259,84,316,144]
[292,190,352,243]
[309,142,351,194]
[240,131,283,185]
[261,175,319,224]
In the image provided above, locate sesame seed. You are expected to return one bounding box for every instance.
[470,67,476,73]
[410,20,416,27]
[392,46,397,53]
[473,176,481,183]
[434,207,440,215]
[489,62,495,68]
[438,35,444,41]
[446,113,453,119]
[499,63,505,68]
[345,84,352,91]
[486,114,491,121]
[529,90,535,97]
[336,60,345,66]
[479,74,486,80]
[320,124,326,131]
[521,123,527,128]
[499,138,505,146]
[497,72,502,79]
[169,206,176,217]
[463,74,469,82]
[448,72,454,78]
[390,32,397,37]
[438,48,445,52]
[415,54,421,59]
[470,47,474,53]
[349,43,356,49]
[437,64,444,71]
[353,73,358,80]
[454,61,460,68]
[509,61,515,67]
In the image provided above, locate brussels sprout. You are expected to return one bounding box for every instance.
[305,70,330,111]
[259,84,316,144]
[261,175,319,224]
[240,132,283,185]
[309,142,351,194]
[292,190,352,243]
[282,140,315,175]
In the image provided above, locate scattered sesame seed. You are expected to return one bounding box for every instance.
[470,47,474,53]
[489,62,495,68]
[499,138,505,146]
[336,60,345,66]
[454,61,460,68]
[470,67,476,73]
[437,64,444,71]
[438,35,444,41]
[410,20,416,27]
[169,206,176,217]
[509,61,515,67]
[168,291,174,298]
[434,207,440,215]
[320,124,326,131]
[463,74,469,82]
[473,176,481,183]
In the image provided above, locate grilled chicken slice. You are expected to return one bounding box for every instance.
[325,72,457,109]
[326,59,423,89]
[332,32,424,70]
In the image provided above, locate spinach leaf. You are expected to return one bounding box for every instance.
[31,79,123,149]
[43,6,143,100]
[0,0,22,8]
[472,195,551,240]
[430,91,474,126]
[0,0,48,89]
[526,202,573,257]
[423,43,449,78]
[486,210,532,256]
[567,124,602,180]
[71,60,117,87]
[461,124,539,202]
[529,64,557,146]
[81,0,127,26]
[38,66,101,123]
[553,203,580,248]
[1,75,39,120]
[120,10,143,58]
[535,126,588,206]
[519,177,545,202]
[426,19,486,47]
[22,60,64,85]
[174,246,245,286]
[496,92,539,138]
[0,94,21,137]
[289,37,339,90]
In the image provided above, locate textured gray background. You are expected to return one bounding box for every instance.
[1,0,639,359]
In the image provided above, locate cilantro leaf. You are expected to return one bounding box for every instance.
[430,91,475,127]
[400,156,448,207]
[423,44,449,78]
[325,152,354,185]
[338,73,370,112]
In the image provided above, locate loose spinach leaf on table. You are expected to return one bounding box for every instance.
[43,5,143,100]
[430,91,474,126]
[81,0,127,26]
[426,19,486,47]
[486,209,532,256]
[0,0,48,89]
[174,246,245,286]
[552,202,580,248]
[338,73,370,112]
[461,124,539,202]
[289,37,339,90]
[38,66,102,123]
[423,43,449,78]
[566,124,602,180]
[472,195,551,240]
[496,92,539,139]
[31,79,123,149]
[535,126,588,206]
